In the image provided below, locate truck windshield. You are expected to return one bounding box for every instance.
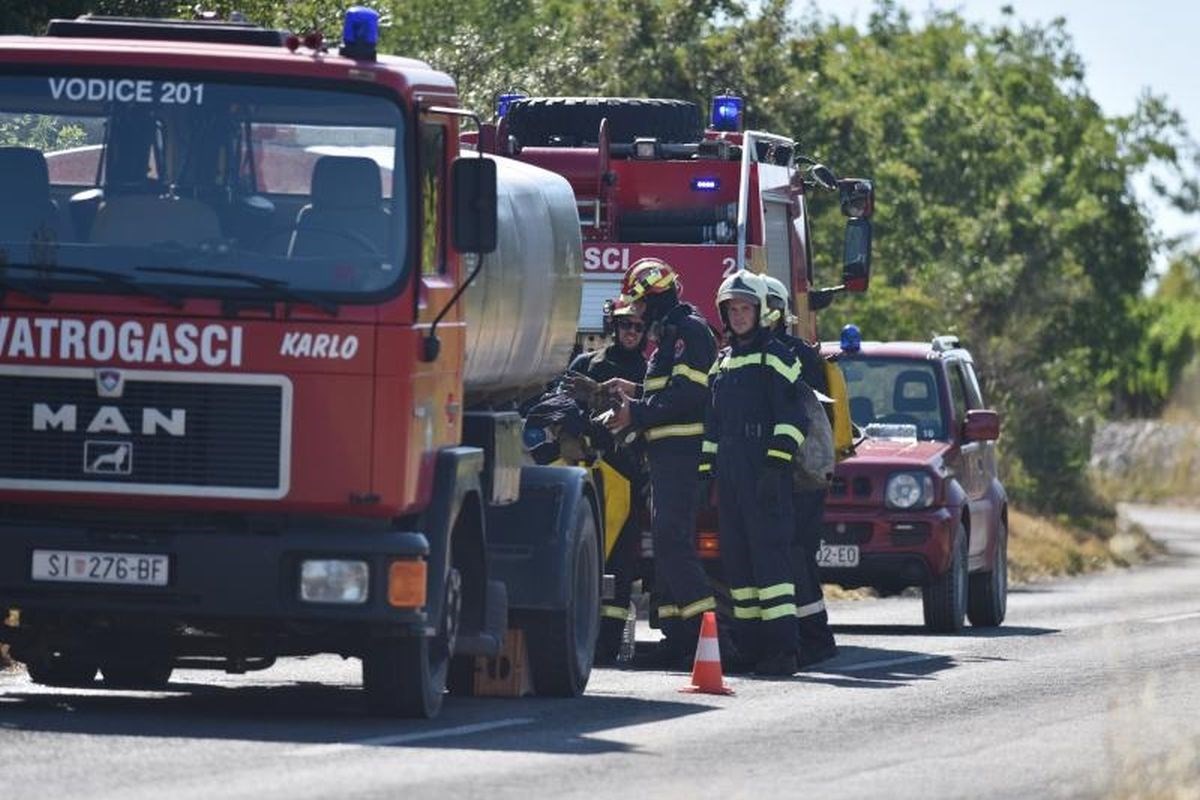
[836,357,949,441]
[0,72,407,303]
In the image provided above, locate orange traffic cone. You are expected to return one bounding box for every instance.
[680,611,734,695]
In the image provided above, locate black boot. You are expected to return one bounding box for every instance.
[796,641,839,669]
[754,651,798,677]
[594,617,625,666]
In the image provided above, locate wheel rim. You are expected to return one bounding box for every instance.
[437,567,462,665]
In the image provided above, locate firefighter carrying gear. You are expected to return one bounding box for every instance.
[566,315,647,665]
[762,273,839,665]
[705,275,807,674]
[625,281,718,666]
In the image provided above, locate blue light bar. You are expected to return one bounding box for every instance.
[691,177,720,191]
[710,95,743,132]
[497,92,526,119]
[840,323,862,353]
[342,6,379,58]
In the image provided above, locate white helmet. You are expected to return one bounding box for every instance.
[760,274,791,328]
[715,270,769,328]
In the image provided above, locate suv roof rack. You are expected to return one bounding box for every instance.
[931,334,961,352]
[45,15,286,48]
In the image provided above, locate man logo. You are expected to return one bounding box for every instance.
[83,441,133,475]
[96,368,124,399]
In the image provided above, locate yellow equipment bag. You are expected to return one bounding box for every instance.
[824,359,855,460]
[592,458,632,560]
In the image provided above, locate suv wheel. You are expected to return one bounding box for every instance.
[968,517,1008,627]
[922,521,968,633]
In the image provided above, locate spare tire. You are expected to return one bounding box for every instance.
[505,97,703,147]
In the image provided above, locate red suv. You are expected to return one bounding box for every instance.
[818,335,1008,631]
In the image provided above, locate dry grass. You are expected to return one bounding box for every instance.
[1008,508,1161,585]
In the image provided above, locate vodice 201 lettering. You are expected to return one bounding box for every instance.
[0,317,242,367]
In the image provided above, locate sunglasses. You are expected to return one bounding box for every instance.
[616,320,645,332]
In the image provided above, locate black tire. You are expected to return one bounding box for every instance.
[922,521,968,633]
[362,566,461,718]
[968,518,1009,627]
[522,504,600,696]
[101,656,173,689]
[26,651,98,688]
[505,97,703,147]
[446,654,478,697]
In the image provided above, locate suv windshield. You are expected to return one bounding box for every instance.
[836,356,949,441]
[0,72,407,303]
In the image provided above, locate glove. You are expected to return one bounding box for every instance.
[755,467,788,508]
[562,373,602,408]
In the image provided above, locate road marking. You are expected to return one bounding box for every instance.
[1148,611,1200,624]
[836,653,951,673]
[284,716,535,757]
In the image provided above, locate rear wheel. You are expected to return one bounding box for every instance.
[968,518,1009,627]
[522,504,600,696]
[922,521,968,633]
[362,567,461,718]
[25,650,98,688]
[101,655,173,689]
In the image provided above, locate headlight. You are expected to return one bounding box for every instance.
[299,559,369,604]
[885,472,934,509]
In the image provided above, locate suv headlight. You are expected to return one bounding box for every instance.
[885,471,934,509]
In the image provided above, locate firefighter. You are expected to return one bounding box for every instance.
[761,274,839,667]
[601,258,718,669]
[702,271,805,676]
[562,297,648,665]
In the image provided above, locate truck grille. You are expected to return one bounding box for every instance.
[0,367,291,499]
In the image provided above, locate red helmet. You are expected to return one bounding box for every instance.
[620,258,680,302]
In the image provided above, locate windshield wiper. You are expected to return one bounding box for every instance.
[134,266,338,316]
[2,263,183,308]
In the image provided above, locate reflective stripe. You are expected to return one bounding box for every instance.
[761,602,798,621]
[722,352,801,383]
[767,449,792,462]
[644,375,669,391]
[796,599,827,618]
[680,596,716,619]
[733,605,762,620]
[601,604,631,621]
[696,635,722,662]
[657,604,680,619]
[759,582,794,601]
[702,440,719,454]
[774,423,805,449]
[698,463,712,474]
[730,586,759,601]
[672,363,709,386]
[644,422,705,441]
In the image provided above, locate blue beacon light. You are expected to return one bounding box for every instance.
[840,323,862,353]
[341,6,380,60]
[497,92,526,119]
[710,95,743,132]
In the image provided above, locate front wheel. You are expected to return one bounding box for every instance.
[362,567,461,718]
[968,518,1009,627]
[922,521,968,633]
[522,504,600,697]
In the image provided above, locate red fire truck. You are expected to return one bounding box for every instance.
[478,94,874,343]
[0,9,603,718]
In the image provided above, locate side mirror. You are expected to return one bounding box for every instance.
[842,217,872,292]
[451,156,497,254]
[962,409,1000,442]
[838,178,874,219]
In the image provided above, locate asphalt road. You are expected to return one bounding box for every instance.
[2,504,1198,799]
